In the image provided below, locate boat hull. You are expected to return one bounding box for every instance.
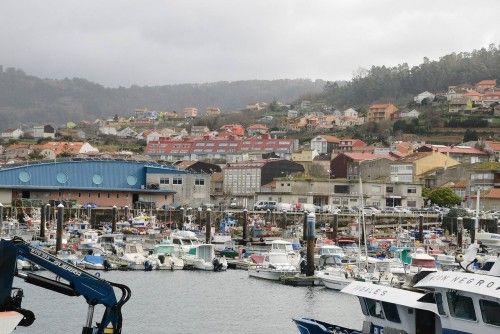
[248,268,298,281]
[293,318,361,334]
[321,276,351,291]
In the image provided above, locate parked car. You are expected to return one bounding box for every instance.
[362,206,380,215]
[320,205,341,214]
[253,201,277,211]
[302,203,316,213]
[394,206,411,214]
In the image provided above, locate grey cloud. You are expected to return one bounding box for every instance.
[0,0,498,86]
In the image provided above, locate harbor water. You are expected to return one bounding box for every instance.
[15,270,363,333]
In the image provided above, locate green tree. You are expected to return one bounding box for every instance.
[463,129,479,142]
[28,149,44,160]
[427,187,462,207]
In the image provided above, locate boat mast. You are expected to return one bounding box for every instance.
[359,176,368,268]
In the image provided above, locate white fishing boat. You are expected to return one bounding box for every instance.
[121,243,151,270]
[248,252,299,281]
[270,239,301,269]
[148,243,184,270]
[183,244,227,271]
[0,311,23,334]
[170,231,201,255]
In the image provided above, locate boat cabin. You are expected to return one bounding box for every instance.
[319,245,345,257]
[343,281,441,334]
[410,249,437,272]
[270,240,294,253]
[188,244,215,262]
[415,271,500,334]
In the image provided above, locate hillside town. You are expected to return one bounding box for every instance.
[0,78,499,212]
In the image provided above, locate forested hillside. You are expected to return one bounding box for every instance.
[319,44,500,108]
[0,66,325,128]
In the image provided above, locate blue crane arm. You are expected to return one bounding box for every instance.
[0,237,131,334]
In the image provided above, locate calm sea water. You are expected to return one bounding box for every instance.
[15,270,363,334]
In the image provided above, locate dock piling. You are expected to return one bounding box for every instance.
[418,214,424,244]
[56,203,64,252]
[306,212,316,277]
[206,208,212,244]
[242,209,248,243]
[302,211,307,242]
[332,213,338,243]
[112,205,117,233]
[40,204,46,239]
[0,203,3,233]
[457,217,463,249]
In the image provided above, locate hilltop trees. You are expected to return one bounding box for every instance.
[321,44,500,108]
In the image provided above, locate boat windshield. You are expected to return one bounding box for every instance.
[155,245,173,255]
[273,243,292,252]
[321,248,343,256]
[411,258,436,268]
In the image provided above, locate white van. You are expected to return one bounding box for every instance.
[276,202,293,212]
[301,203,316,213]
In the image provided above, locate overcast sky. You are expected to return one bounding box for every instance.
[1,0,499,87]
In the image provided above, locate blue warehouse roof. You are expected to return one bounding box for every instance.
[0,159,185,192]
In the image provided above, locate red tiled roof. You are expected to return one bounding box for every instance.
[424,145,488,155]
[247,124,268,130]
[485,141,500,152]
[343,152,382,161]
[369,104,391,109]
[482,188,500,199]
[477,79,497,86]
[320,135,340,143]
[464,90,483,97]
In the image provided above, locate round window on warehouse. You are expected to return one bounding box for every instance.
[92,174,103,185]
[127,175,137,186]
[18,171,31,183]
[56,172,68,184]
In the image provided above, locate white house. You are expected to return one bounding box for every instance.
[343,108,358,118]
[413,91,435,104]
[399,109,420,119]
[116,127,137,138]
[99,126,117,136]
[310,135,339,155]
[287,110,299,118]
[1,129,24,140]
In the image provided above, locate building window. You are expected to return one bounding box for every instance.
[371,185,381,193]
[195,178,205,186]
[116,194,120,199]
[407,187,417,194]
[160,177,170,185]
[386,186,393,193]
[298,197,307,203]
[407,201,417,207]
[172,178,183,185]
[97,193,101,198]
[88,193,91,198]
[78,192,81,198]
[334,185,349,194]
[107,193,110,198]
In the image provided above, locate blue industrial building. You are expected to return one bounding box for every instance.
[0,158,201,208]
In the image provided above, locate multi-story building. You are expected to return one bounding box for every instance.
[223,159,304,207]
[206,107,221,117]
[390,151,460,183]
[417,144,489,164]
[183,107,198,118]
[146,136,299,162]
[33,125,55,139]
[330,152,383,179]
[256,178,423,209]
[475,79,497,93]
[367,103,398,122]
[310,135,339,155]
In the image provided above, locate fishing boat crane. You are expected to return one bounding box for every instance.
[0,237,131,334]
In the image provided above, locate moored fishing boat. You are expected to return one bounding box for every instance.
[248,251,299,281]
